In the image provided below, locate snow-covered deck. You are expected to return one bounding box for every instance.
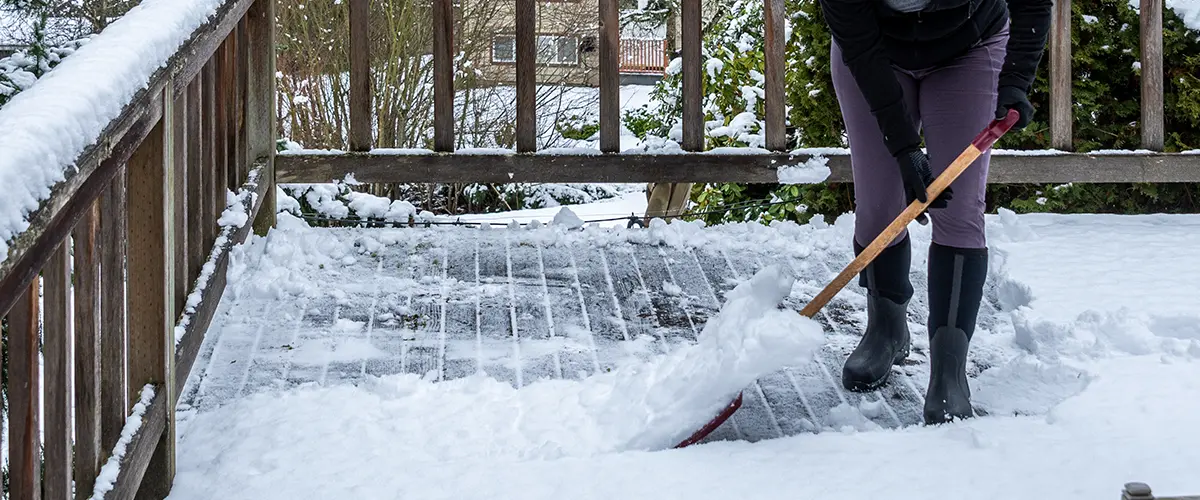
[168,211,1200,499]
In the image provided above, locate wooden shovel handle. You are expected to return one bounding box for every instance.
[797,110,1020,318]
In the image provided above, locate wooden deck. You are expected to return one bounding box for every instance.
[181,223,1013,442]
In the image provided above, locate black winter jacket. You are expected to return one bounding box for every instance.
[818,0,1052,157]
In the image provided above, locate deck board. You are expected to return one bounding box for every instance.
[183,223,1015,444]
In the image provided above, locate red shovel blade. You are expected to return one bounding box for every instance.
[674,391,744,448]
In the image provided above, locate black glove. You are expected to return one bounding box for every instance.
[895,148,951,224]
[995,86,1034,130]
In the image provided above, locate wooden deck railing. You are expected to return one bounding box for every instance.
[0,0,275,497]
[276,0,1199,185]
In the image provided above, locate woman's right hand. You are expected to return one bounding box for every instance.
[895,148,952,223]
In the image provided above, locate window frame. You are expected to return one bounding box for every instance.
[491,34,516,64]
[490,32,581,67]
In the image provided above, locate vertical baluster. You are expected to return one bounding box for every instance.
[1049,0,1072,150]
[8,279,41,500]
[238,20,251,181]
[100,166,129,455]
[187,75,206,279]
[74,202,103,500]
[599,0,619,152]
[763,0,786,150]
[216,40,231,200]
[681,0,702,151]
[203,59,219,250]
[1140,0,1164,150]
[516,0,537,152]
[174,85,189,314]
[44,242,74,500]
[350,0,372,152]
[432,0,454,151]
[226,35,238,189]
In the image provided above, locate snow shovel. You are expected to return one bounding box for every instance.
[673,109,1022,449]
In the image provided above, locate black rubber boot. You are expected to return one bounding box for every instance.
[842,234,913,392]
[923,242,988,425]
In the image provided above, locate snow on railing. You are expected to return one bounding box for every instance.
[89,384,157,500]
[0,0,225,264]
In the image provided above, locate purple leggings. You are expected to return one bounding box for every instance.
[831,24,1010,249]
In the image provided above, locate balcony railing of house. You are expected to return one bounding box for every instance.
[619,38,668,74]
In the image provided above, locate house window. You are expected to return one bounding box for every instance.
[492,35,515,63]
[537,35,579,65]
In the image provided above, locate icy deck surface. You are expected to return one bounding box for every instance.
[170,212,1200,500]
[183,214,1021,440]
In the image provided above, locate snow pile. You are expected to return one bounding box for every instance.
[965,213,1200,417]
[777,155,832,184]
[551,206,585,229]
[345,191,418,222]
[216,189,249,227]
[0,0,225,265]
[90,384,156,500]
[1011,307,1200,362]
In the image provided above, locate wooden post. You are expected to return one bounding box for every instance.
[1140,0,1164,150]
[516,0,537,152]
[45,242,74,500]
[249,0,278,234]
[763,0,786,151]
[100,165,129,454]
[681,0,702,152]
[432,0,454,151]
[598,0,620,153]
[1049,0,1072,150]
[349,0,372,152]
[8,280,41,500]
[126,87,177,498]
[74,202,103,500]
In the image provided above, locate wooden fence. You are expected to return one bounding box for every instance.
[277,0,1200,185]
[0,0,274,497]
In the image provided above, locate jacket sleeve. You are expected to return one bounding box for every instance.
[818,0,921,157]
[999,0,1053,92]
